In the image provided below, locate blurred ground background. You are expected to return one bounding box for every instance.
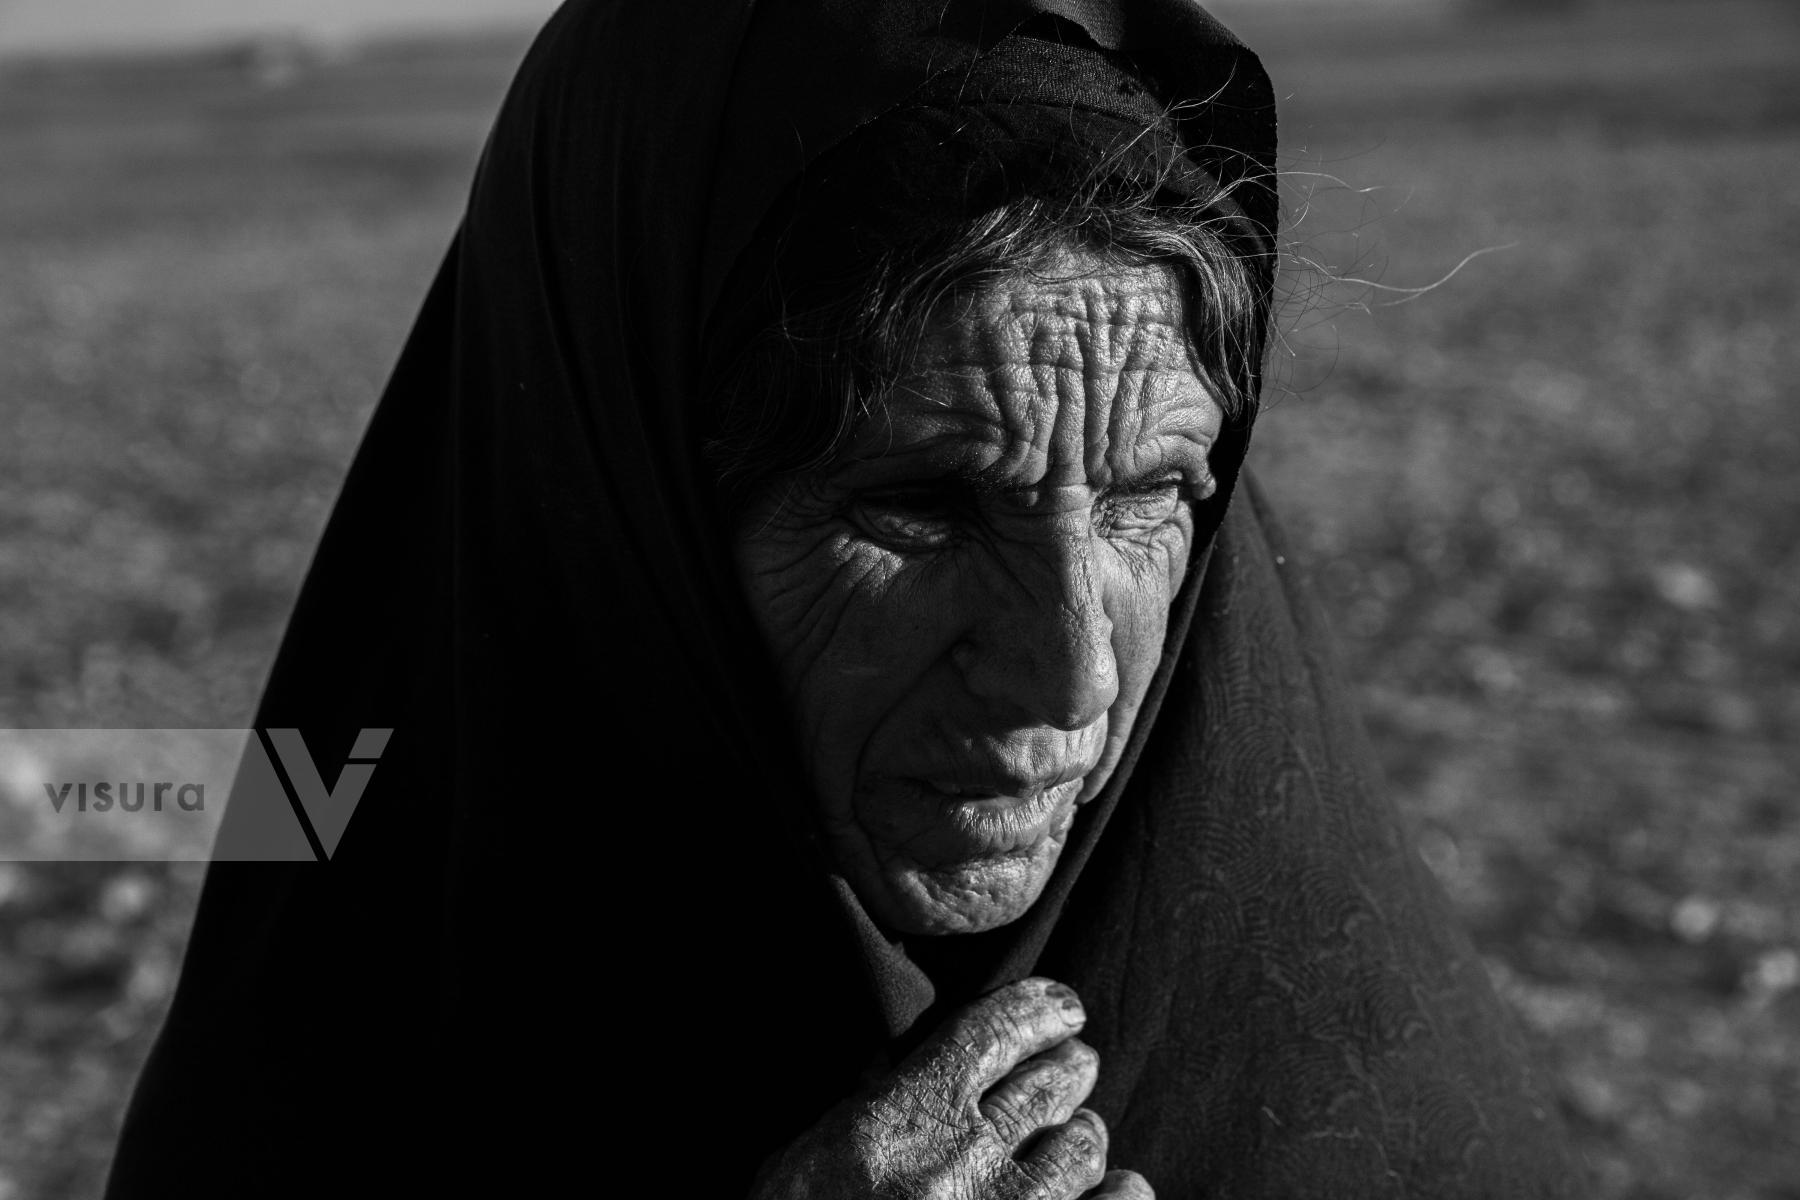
[1,1,1796,1196]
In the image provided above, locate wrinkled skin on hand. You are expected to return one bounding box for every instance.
[750,979,1154,1200]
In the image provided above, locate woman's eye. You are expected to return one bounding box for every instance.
[1101,480,1186,533]
[851,490,960,549]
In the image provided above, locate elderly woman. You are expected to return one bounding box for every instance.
[108,2,1579,1197]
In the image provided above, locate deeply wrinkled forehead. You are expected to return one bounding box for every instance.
[844,254,1223,489]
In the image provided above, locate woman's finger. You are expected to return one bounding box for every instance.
[899,977,1087,1106]
[1009,1107,1109,1199]
[1084,1169,1156,1199]
[979,1036,1100,1151]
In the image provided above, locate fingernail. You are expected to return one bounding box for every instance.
[1045,984,1084,1022]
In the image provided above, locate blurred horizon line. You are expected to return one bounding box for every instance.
[0,0,558,60]
[0,0,1461,62]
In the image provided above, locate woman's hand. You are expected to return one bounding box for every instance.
[751,977,1153,1199]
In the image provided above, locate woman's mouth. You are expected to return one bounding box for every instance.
[883,775,1087,865]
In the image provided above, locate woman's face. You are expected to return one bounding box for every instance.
[733,247,1224,935]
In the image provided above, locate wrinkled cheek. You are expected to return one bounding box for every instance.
[1109,587,1171,695]
[1152,520,1196,595]
[802,553,934,677]
[1114,540,1188,661]
[750,545,889,687]
[782,552,958,794]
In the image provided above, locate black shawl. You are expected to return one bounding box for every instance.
[107,2,1580,1196]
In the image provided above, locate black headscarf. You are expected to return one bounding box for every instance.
[108,2,1580,1196]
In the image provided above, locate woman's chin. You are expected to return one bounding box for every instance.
[869,851,1059,935]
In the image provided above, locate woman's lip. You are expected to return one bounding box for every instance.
[889,776,1086,863]
[916,781,1064,805]
[913,765,1093,802]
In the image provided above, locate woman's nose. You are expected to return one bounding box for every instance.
[954,534,1119,731]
